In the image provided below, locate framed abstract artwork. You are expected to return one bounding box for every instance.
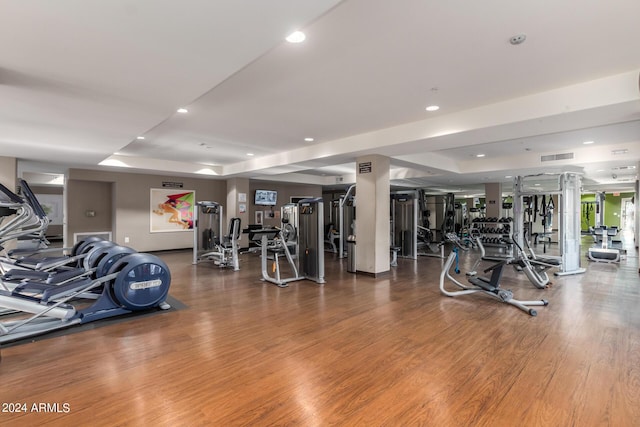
[150,188,195,233]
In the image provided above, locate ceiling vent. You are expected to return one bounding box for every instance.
[541,152,574,162]
[612,165,636,171]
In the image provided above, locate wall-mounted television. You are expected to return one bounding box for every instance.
[255,189,277,206]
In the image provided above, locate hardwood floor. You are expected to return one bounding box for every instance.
[1,235,639,426]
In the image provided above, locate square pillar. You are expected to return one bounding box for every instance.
[227,178,250,248]
[485,182,502,218]
[355,155,390,276]
[0,156,17,190]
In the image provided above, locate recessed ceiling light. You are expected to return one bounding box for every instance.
[583,140,595,145]
[534,183,541,186]
[596,169,605,172]
[136,136,145,140]
[246,153,254,157]
[505,175,512,178]
[425,105,440,112]
[286,31,306,43]
[476,154,486,158]
[304,137,314,142]
[611,149,628,155]
[177,108,188,113]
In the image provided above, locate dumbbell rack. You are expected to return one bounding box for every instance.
[471,217,513,260]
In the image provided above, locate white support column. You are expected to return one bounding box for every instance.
[355,155,390,276]
[226,178,250,248]
[0,156,17,190]
[485,182,502,218]
[513,177,525,248]
[556,173,585,275]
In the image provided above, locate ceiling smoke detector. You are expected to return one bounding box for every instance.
[509,34,527,45]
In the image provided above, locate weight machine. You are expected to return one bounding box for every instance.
[416,192,458,257]
[281,203,298,245]
[298,198,325,283]
[586,192,624,262]
[325,200,340,254]
[337,185,356,259]
[513,173,585,276]
[256,198,325,287]
[390,191,418,259]
[255,227,300,287]
[588,226,622,263]
[193,201,242,270]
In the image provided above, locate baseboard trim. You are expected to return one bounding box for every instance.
[356,270,390,278]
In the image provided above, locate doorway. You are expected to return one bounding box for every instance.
[621,197,635,232]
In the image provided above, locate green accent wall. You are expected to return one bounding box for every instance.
[581,192,634,231]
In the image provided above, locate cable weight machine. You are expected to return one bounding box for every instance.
[513,173,585,276]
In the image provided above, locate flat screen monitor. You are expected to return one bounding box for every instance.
[255,189,277,206]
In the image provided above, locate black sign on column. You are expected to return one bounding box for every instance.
[358,162,372,174]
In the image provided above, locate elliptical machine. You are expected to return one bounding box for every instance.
[439,241,548,316]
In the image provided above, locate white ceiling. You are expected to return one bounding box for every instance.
[2,0,639,195]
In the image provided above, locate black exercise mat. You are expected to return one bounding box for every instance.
[1,294,187,348]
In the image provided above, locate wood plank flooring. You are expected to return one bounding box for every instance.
[0,235,638,426]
